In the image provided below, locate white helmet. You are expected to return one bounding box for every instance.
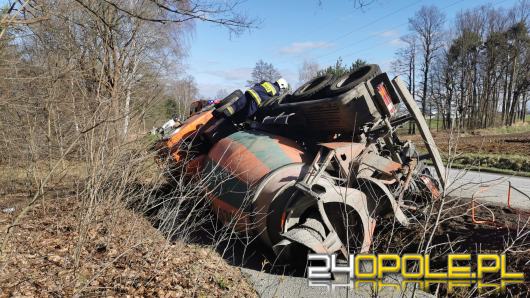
[276,78,289,90]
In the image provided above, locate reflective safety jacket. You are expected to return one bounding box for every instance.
[224,81,280,120]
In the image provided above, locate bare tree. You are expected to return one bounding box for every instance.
[216,88,229,99]
[391,34,417,133]
[247,59,281,85]
[298,59,320,84]
[73,0,254,35]
[0,0,254,273]
[409,5,445,117]
[173,76,199,117]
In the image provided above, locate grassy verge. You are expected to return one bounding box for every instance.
[449,153,530,171]
[398,119,530,136]
[425,153,530,177]
[440,162,530,178]
[473,122,530,135]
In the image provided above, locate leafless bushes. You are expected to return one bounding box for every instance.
[0,2,255,290]
[139,149,265,264]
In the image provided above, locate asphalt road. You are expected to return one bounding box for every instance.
[442,168,530,210]
[241,268,434,298]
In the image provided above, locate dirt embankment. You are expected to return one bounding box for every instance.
[0,194,256,297]
[408,131,530,174]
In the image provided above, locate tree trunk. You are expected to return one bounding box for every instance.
[501,70,508,124]
[506,54,517,126]
[421,58,430,117]
[522,93,528,122]
[408,51,416,135]
[123,86,131,137]
[446,88,452,129]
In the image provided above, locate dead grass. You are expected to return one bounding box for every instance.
[0,161,86,197]
[0,193,256,297]
[472,121,530,135]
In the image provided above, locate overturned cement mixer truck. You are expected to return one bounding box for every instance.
[152,64,446,262]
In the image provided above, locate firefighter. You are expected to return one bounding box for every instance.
[214,78,289,121]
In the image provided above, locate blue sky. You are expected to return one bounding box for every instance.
[186,0,520,97]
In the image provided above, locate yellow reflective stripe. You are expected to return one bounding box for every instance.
[227,106,235,115]
[247,89,262,106]
[260,82,277,96]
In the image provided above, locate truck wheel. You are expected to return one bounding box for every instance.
[327,64,381,96]
[214,89,243,109]
[288,74,334,102]
[214,89,243,117]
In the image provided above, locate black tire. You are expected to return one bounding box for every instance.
[214,89,243,109]
[213,89,243,117]
[288,74,334,102]
[327,64,381,96]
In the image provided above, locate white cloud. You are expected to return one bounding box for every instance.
[374,30,404,47]
[196,66,299,97]
[197,82,244,98]
[388,38,406,46]
[195,67,253,97]
[279,41,334,55]
[379,30,400,38]
[203,67,252,81]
